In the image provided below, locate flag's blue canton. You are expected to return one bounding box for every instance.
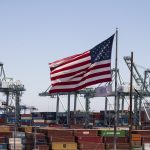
[90,34,114,64]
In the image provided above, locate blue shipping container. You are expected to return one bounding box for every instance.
[0,144,7,149]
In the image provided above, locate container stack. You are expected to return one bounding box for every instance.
[132,130,150,150]
[25,132,48,150]
[118,113,129,126]
[7,113,16,124]
[75,129,105,150]
[0,127,8,150]
[57,112,67,124]
[51,142,77,150]
[131,134,142,149]
[41,112,56,125]
[20,114,32,126]
[98,129,129,150]
[47,129,77,150]
[12,131,26,150]
[92,112,103,126]
[32,112,45,127]
[0,114,6,125]
[70,111,85,125]
[143,143,150,150]
[9,138,22,150]
[0,143,7,150]
[0,126,12,150]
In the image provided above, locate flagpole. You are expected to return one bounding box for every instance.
[114,28,118,150]
[129,51,133,150]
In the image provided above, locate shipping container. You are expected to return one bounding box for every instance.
[103,137,128,143]
[73,129,97,136]
[131,148,142,150]
[51,142,77,150]
[9,144,23,150]
[9,138,22,144]
[76,136,103,143]
[142,137,150,143]
[36,144,49,150]
[99,130,126,137]
[0,143,7,149]
[0,137,7,143]
[49,136,75,142]
[143,143,150,150]
[47,129,73,136]
[0,126,11,132]
[105,143,130,149]
[131,141,141,148]
[78,142,105,149]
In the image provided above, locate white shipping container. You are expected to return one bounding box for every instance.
[21,117,32,120]
[45,120,56,123]
[143,143,150,150]
[9,138,22,144]
[33,119,44,123]
[9,144,22,149]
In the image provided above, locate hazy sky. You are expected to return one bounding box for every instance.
[0,0,150,112]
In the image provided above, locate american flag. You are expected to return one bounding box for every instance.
[49,34,115,93]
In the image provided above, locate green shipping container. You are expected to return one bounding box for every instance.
[131,148,142,150]
[99,130,126,137]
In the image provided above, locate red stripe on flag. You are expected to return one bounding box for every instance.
[50,78,112,93]
[52,71,111,86]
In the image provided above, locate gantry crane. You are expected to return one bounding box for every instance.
[0,62,25,126]
[39,67,126,128]
[39,87,95,128]
[20,105,38,114]
[124,56,150,127]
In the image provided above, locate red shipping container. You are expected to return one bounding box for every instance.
[0,132,12,138]
[132,130,150,136]
[26,133,46,140]
[36,144,49,150]
[48,136,75,142]
[76,136,103,143]
[0,137,6,143]
[74,129,98,136]
[78,142,105,149]
[104,137,128,143]
[70,124,84,129]
[142,137,150,143]
[47,129,73,136]
[143,126,150,130]
[21,114,32,117]
[0,118,6,123]
[106,143,130,149]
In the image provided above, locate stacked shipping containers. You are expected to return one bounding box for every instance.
[41,112,56,125]
[132,130,150,149]
[20,114,32,126]
[131,134,142,149]
[9,138,23,150]
[12,131,26,150]
[7,113,16,124]
[0,126,12,150]
[46,129,77,150]
[75,129,105,150]
[25,132,48,150]
[32,112,45,127]
[98,129,130,150]
[0,114,6,125]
